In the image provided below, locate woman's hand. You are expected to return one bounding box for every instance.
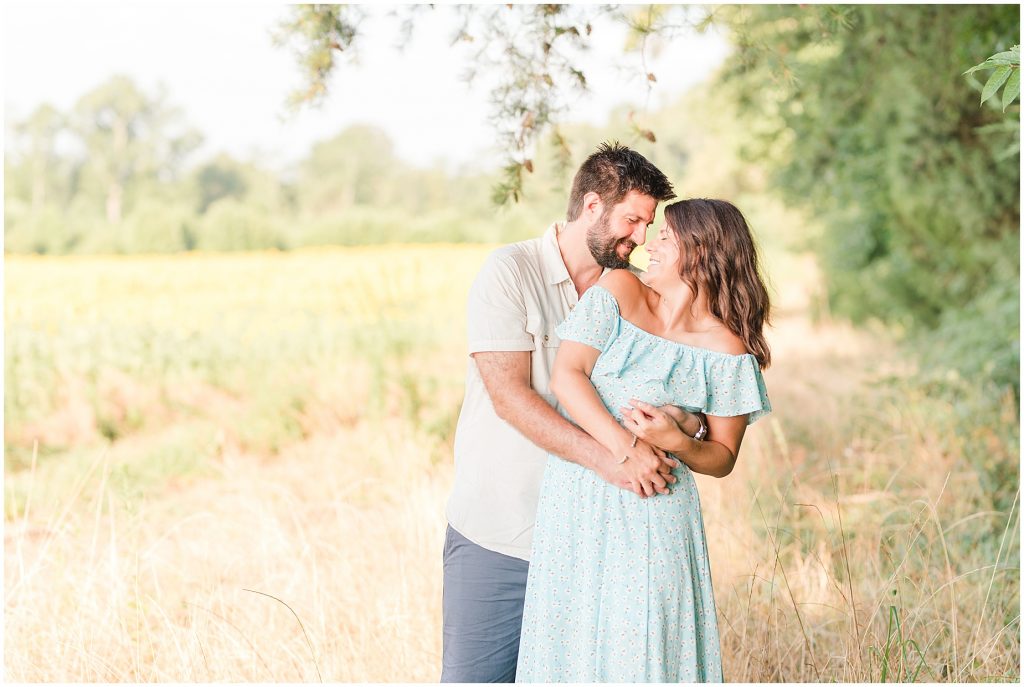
[620,399,702,451]
[624,400,748,479]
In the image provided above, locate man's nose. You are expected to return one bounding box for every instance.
[631,225,648,246]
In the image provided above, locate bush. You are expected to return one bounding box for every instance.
[195,198,287,251]
[120,199,197,253]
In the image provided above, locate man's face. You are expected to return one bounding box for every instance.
[586,190,659,269]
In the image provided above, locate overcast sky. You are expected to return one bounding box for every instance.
[3,2,730,171]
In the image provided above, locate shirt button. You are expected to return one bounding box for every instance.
[569,304,575,310]
[543,334,549,342]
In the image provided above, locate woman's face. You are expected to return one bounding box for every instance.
[644,222,682,288]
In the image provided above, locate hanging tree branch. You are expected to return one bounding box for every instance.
[274,4,711,204]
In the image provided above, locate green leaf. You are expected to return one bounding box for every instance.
[963,62,990,76]
[964,59,1007,76]
[964,46,1021,75]
[1002,69,1020,111]
[981,65,1012,105]
[989,49,1020,63]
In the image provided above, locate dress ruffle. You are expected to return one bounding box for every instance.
[556,284,771,424]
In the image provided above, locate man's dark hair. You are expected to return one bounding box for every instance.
[565,141,675,221]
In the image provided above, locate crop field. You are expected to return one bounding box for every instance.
[3,245,1019,681]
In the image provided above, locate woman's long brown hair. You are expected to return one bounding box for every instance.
[664,199,772,369]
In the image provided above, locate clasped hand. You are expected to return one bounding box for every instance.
[612,400,706,498]
[620,400,695,450]
[613,434,681,497]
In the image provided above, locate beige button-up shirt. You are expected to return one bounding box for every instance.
[446,222,582,561]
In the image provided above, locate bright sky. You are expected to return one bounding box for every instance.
[3,2,730,171]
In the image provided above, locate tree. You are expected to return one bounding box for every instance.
[194,154,250,214]
[10,104,68,214]
[5,104,82,254]
[72,75,202,224]
[715,4,1020,393]
[297,124,400,213]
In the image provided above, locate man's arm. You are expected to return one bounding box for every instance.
[473,351,677,496]
[547,339,685,498]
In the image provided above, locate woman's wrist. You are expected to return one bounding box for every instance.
[674,411,706,440]
[676,414,695,437]
[662,405,696,435]
[690,413,708,441]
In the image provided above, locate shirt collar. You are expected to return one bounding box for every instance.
[541,221,572,286]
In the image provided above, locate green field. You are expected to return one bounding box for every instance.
[4,246,1019,681]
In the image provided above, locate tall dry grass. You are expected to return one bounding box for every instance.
[4,246,1019,681]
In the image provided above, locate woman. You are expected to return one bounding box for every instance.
[516,198,772,682]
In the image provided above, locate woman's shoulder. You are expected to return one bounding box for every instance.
[595,269,647,310]
[595,269,653,319]
[702,324,749,357]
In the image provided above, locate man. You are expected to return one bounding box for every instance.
[441,142,708,682]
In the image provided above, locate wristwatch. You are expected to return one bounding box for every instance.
[692,413,708,442]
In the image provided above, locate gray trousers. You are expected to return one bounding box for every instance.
[441,524,529,683]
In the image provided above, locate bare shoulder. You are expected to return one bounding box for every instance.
[705,325,749,356]
[595,268,649,318]
[596,268,645,302]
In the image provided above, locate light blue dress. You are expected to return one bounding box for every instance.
[516,285,771,683]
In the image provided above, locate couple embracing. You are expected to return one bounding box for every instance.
[442,143,772,683]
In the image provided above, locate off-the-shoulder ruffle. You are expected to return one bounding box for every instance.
[558,285,771,425]
[555,284,621,352]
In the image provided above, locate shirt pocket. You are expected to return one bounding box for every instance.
[531,327,561,401]
[537,329,561,349]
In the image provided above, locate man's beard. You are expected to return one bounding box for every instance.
[586,212,635,269]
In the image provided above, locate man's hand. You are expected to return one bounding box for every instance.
[593,459,635,493]
[472,351,676,497]
[617,437,681,497]
[590,441,678,497]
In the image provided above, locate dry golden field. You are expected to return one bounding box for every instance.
[4,245,1019,681]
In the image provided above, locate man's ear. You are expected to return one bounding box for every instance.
[582,191,603,221]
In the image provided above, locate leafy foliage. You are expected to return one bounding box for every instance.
[715,4,1020,396]
[964,44,1020,110]
[452,4,598,204]
[272,4,364,108]
[274,4,672,205]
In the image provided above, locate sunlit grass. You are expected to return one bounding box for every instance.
[4,246,1019,681]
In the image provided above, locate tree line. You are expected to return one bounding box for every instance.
[3,75,557,255]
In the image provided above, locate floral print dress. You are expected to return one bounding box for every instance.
[516,285,771,683]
